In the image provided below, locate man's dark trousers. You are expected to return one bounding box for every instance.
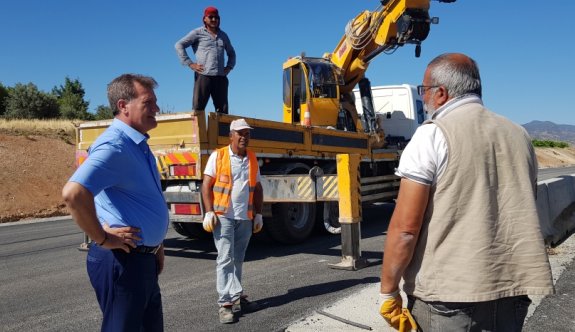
[193,73,229,114]
[87,244,163,332]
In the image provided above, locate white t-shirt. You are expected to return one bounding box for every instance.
[396,94,483,186]
[204,146,261,220]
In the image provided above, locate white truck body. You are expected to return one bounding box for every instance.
[353,84,425,142]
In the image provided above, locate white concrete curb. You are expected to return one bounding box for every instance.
[538,174,575,245]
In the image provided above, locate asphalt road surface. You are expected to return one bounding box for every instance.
[0,205,394,332]
[539,166,575,181]
[1,166,574,331]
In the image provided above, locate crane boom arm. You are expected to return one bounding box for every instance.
[329,0,438,93]
[280,0,455,130]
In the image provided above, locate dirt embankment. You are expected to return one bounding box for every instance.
[534,147,575,169]
[1,134,575,223]
[0,134,75,223]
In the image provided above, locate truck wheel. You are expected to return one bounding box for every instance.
[261,162,315,244]
[321,201,341,234]
[314,165,341,234]
[266,202,316,244]
[172,222,211,239]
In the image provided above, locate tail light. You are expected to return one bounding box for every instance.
[171,203,201,215]
[159,152,199,178]
[169,164,197,177]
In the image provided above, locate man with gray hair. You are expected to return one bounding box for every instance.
[378,53,554,331]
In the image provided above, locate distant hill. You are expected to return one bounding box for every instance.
[522,121,575,145]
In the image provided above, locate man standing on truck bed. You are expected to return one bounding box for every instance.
[62,74,169,332]
[175,6,236,114]
[201,118,264,324]
[378,53,554,331]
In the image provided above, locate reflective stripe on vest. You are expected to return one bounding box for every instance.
[212,146,258,219]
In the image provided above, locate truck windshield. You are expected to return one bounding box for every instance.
[306,61,340,99]
[308,62,338,85]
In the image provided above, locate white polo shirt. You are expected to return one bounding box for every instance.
[396,94,483,186]
[204,146,261,220]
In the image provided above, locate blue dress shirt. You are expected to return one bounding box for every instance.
[70,119,169,246]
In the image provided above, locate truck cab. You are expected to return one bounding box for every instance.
[282,56,350,129]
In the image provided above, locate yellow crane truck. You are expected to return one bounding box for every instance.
[76,0,456,244]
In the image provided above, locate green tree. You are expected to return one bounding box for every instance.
[94,104,114,120]
[0,82,9,116]
[4,83,59,119]
[52,77,91,119]
[532,139,570,148]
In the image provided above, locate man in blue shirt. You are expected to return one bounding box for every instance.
[175,6,236,114]
[62,74,169,332]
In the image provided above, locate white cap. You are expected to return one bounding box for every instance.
[230,118,253,131]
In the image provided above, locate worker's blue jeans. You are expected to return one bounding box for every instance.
[213,216,252,306]
[409,295,531,331]
[87,244,163,332]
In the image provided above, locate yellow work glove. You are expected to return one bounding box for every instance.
[253,213,263,234]
[379,291,417,332]
[202,211,218,233]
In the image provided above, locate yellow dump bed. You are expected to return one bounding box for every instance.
[76,113,203,180]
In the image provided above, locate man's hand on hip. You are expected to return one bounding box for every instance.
[101,222,141,253]
[189,63,204,73]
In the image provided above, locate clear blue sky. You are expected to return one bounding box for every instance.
[1,1,573,125]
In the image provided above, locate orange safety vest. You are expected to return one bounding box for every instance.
[212,146,259,219]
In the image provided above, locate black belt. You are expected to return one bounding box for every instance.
[130,245,161,254]
[93,242,161,254]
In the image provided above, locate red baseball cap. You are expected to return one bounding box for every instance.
[204,6,219,17]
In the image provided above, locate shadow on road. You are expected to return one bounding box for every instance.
[254,276,380,312]
[163,203,394,262]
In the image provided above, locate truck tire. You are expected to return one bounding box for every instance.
[263,163,316,244]
[172,222,211,239]
[266,201,316,244]
[320,201,341,234]
[314,164,341,234]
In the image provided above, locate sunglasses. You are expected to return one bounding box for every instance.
[207,15,220,20]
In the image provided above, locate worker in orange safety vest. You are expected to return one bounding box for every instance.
[201,118,263,324]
